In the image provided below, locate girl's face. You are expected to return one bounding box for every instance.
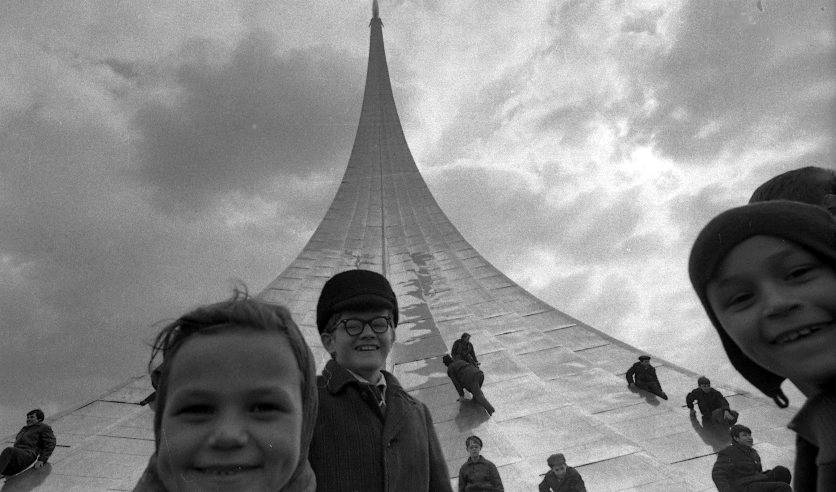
[157,329,303,492]
[707,235,836,385]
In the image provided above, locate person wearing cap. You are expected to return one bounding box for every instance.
[625,355,668,400]
[689,200,836,491]
[443,354,495,416]
[538,453,586,492]
[457,435,503,492]
[0,409,55,477]
[711,424,792,492]
[685,376,739,426]
[452,333,480,367]
[308,269,452,492]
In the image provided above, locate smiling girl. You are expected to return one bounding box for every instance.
[133,294,317,492]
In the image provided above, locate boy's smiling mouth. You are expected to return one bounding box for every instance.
[356,344,379,351]
[194,464,259,476]
[772,321,831,345]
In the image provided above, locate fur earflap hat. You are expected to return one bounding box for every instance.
[688,200,836,407]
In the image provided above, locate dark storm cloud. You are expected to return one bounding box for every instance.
[0,28,344,432]
[133,30,364,214]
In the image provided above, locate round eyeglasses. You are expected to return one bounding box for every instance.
[335,316,393,336]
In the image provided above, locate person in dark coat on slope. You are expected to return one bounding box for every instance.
[625,355,668,400]
[452,333,480,366]
[0,409,56,477]
[538,453,586,492]
[686,376,739,426]
[711,424,791,492]
[443,354,494,416]
[457,435,503,492]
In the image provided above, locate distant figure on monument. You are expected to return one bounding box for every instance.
[443,354,495,416]
[0,409,55,478]
[457,435,504,491]
[626,355,668,400]
[309,269,452,492]
[132,294,319,492]
[711,424,792,492]
[749,165,836,215]
[690,200,836,490]
[452,332,480,366]
[538,453,587,492]
[686,376,739,426]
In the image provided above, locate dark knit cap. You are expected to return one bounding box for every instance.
[688,200,836,407]
[316,269,399,334]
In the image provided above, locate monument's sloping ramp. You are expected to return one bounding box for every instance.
[2,4,797,491]
[1,377,154,491]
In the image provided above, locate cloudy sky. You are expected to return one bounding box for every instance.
[1,0,833,437]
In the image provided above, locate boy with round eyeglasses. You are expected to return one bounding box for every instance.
[308,269,452,492]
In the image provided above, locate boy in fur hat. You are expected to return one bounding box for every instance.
[690,200,836,491]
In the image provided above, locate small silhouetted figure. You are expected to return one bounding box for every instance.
[538,453,586,492]
[626,355,668,400]
[443,354,494,416]
[451,332,480,366]
[712,424,792,492]
[458,435,503,492]
[686,376,739,426]
[0,409,56,477]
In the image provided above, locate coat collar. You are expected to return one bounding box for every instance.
[321,359,415,439]
[322,359,404,396]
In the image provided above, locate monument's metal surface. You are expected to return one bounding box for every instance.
[2,3,798,491]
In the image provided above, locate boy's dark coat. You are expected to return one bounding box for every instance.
[446,360,484,396]
[685,387,731,415]
[309,359,452,492]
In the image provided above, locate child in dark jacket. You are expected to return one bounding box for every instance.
[443,354,495,416]
[625,355,668,400]
[309,269,451,492]
[452,333,480,366]
[132,294,318,492]
[711,424,791,492]
[458,436,503,492]
[690,200,836,491]
[686,376,739,425]
[0,409,56,476]
[538,453,586,492]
